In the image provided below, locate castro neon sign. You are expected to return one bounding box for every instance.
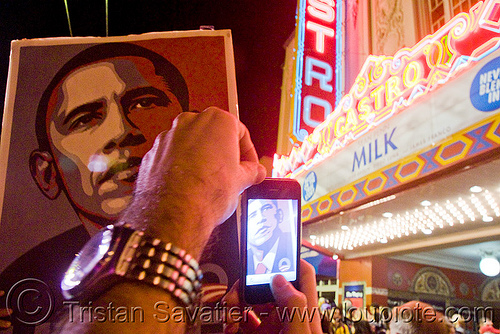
[275,0,500,177]
[292,0,343,142]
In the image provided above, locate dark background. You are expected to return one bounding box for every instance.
[0,0,297,158]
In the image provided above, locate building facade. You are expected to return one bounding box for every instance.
[278,0,500,328]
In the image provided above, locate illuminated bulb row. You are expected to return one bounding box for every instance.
[457,197,476,221]
[471,194,488,218]
[484,190,500,217]
[445,200,465,224]
[310,190,500,251]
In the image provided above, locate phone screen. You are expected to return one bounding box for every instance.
[245,198,299,286]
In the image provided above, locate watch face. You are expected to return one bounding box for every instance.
[61,225,114,295]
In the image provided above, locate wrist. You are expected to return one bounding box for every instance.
[121,191,215,259]
[123,164,224,258]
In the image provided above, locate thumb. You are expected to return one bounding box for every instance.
[239,161,266,189]
[270,274,311,334]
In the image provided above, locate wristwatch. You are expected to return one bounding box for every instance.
[61,224,203,307]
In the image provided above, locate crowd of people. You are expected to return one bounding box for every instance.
[317,299,499,334]
[319,301,385,334]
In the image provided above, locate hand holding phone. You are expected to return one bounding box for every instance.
[223,259,322,334]
[240,178,301,304]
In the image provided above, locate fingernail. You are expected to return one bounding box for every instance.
[256,164,267,179]
[246,309,261,329]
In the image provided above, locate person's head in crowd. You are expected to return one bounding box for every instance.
[450,314,465,333]
[389,301,452,334]
[347,306,364,324]
[352,319,374,334]
[333,305,344,323]
[481,318,494,327]
[370,303,381,320]
[30,43,189,231]
[320,297,333,312]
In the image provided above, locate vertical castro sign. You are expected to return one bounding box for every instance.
[293,0,343,143]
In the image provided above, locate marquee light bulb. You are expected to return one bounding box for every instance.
[479,257,500,277]
[470,186,482,193]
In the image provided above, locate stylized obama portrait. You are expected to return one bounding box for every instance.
[30,42,189,231]
[246,199,295,275]
[0,41,206,331]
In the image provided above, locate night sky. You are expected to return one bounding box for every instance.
[0,0,298,158]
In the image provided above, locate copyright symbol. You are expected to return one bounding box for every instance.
[6,278,54,325]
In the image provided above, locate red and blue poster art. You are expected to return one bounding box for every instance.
[0,30,238,332]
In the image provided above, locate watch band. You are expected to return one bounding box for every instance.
[117,226,203,307]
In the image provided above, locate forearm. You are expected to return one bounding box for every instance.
[121,167,217,260]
